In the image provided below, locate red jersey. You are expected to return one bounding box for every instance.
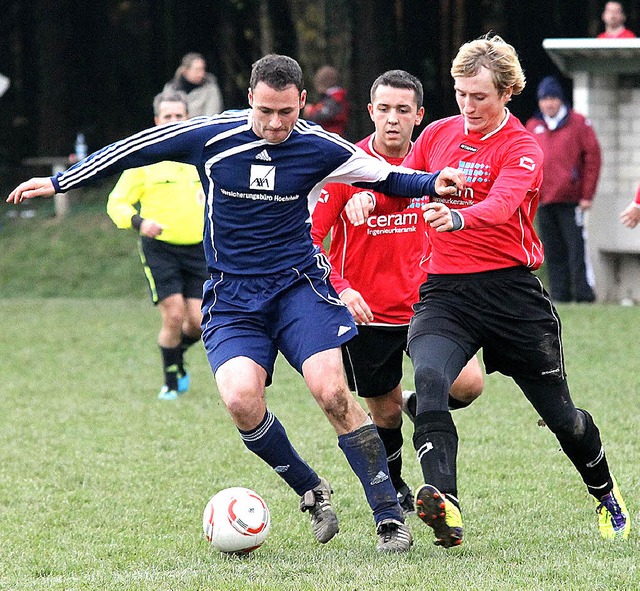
[597,28,636,38]
[403,111,544,274]
[311,135,426,325]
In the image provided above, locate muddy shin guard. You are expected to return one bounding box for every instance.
[413,411,459,497]
[555,409,613,498]
[338,423,403,523]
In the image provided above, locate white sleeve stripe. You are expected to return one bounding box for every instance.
[58,114,248,190]
[295,120,356,153]
[58,118,212,189]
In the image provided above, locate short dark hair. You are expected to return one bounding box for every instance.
[370,70,424,109]
[153,90,188,116]
[250,54,304,93]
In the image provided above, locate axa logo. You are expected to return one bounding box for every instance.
[250,164,276,191]
[519,156,535,171]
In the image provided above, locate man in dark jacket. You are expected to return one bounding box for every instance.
[526,76,602,303]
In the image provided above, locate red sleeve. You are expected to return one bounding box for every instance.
[579,119,602,202]
[635,183,640,205]
[461,142,543,229]
[311,182,352,294]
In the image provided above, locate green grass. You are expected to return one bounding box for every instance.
[0,183,146,299]
[1,298,639,590]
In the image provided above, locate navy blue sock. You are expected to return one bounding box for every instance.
[238,410,319,496]
[338,423,403,524]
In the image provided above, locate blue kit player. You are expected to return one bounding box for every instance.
[7,54,466,552]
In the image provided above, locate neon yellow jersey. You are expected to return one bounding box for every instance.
[107,161,205,245]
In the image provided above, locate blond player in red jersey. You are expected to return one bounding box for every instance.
[312,70,483,515]
[346,34,628,548]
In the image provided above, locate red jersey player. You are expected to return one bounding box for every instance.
[311,70,483,514]
[347,35,629,547]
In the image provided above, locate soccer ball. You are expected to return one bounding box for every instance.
[202,487,271,554]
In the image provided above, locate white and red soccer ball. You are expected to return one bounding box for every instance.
[203,487,270,554]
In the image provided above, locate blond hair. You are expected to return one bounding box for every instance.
[451,33,525,97]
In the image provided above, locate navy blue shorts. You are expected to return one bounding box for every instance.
[201,254,357,382]
[408,267,566,382]
[342,325,408,398]
[139,236,208,304]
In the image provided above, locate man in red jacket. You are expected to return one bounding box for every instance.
[303,65,350,137]
[311,70,484,515]
[526,75,601,303]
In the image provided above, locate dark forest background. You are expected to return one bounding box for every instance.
[0,0,637,163]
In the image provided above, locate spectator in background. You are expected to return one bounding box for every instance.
[597,1,636,38]
[107,90,208,400]
[620,184,640,228]
[303,65,350,136]
[526,76,601,303]
[163,52,224,116]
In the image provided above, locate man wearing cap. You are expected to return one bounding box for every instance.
[526,76,602,303]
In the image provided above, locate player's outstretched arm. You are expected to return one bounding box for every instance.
[435,166,465,196]
[344,191,375,227]
[6,177,55,204]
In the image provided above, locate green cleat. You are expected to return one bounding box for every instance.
[415,484,463,548]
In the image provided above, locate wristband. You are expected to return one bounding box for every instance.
[449,210,464,231]
[131,214,143,230]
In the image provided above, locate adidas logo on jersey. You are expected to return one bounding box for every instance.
[337,325,352,337]
[256,149,272,161]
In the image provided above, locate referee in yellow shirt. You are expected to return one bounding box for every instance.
[107,90,207,400]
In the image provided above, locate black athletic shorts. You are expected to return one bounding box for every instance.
[408,266,566,382]
[139,236,208,304]
[342,325,409,398]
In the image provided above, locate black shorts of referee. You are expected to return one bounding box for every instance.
[408,266,565,382]
[342,325,409,398]
[138,236,208,304]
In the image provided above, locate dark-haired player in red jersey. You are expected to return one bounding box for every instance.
[347,34,629,547]
[312,69,483,515]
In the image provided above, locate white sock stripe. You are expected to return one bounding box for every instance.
[239,411,275,442]
[586,446,605,468]
[387,449,402,462]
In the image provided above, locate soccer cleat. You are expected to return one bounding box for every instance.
[415,484,463,548]
[401,390,417,424]
[397,483,415,515]
[376,519,413,552]
[596,476,630,540]
[157,385,180,401]
[177,371,190,393]
[299,477,339,543]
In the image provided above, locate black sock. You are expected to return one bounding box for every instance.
[555,409,613,499]
[448,395,472,410]
[160,345,181,391]
[179,333,200,375]
[413,410,458,498]
[375,424,405,491]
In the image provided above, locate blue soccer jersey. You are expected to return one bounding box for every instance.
[52,110,439,275]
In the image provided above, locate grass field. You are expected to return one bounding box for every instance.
[1,297,639,591]
[1,206,639,589]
